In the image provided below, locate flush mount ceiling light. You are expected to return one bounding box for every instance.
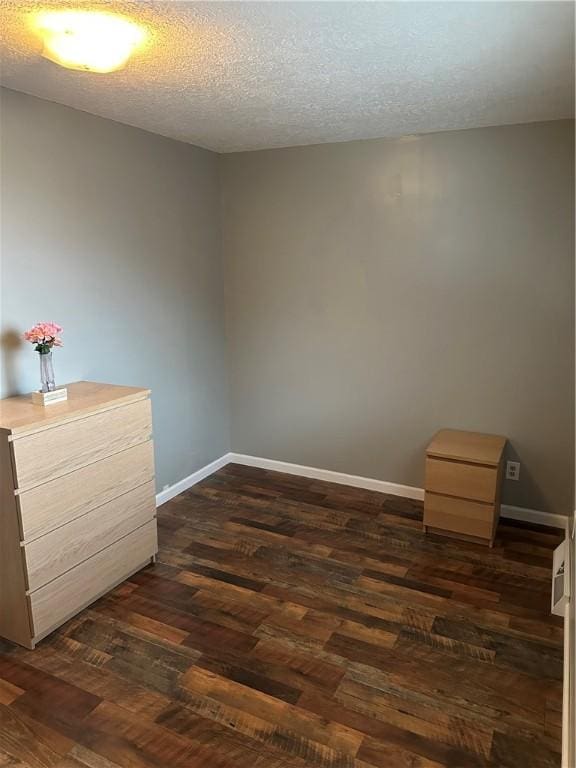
[33,10,146,73]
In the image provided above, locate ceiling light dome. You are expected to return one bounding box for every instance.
[33,10,146,73]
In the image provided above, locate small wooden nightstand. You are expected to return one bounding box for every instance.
[424,429,507,547]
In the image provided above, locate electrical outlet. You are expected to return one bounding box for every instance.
[506,461,520,481]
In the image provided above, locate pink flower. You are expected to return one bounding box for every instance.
[24,322,64,349]
[39,322,62,337]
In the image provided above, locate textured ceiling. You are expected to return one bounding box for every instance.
[0,1,574,153]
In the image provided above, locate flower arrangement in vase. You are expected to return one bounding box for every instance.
[24,322,67,404]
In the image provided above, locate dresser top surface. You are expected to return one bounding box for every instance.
[427,429,507,466]
[0,381,150,436]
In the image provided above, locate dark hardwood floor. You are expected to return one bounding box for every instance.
[0,464,564,768]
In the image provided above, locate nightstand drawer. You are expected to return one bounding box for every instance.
[425,457,498,503]
[12,398,152,491]
[18,440,155,541]
[30,520,157,640]
[424,493,495,540]
[25,481,156,592]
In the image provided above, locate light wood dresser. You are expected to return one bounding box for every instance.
[0,381,158,648]
[424,429,507,547]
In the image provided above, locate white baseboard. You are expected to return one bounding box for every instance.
[500,504,567,531]
[228,452,424,500]
[156,451,567,529]
[155,453,231,506]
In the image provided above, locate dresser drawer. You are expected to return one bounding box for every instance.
[30,520,157,640]
[24,482,156,592]
[425,457,498,503]
[424,492,495,540]
[18,440,155,542]
[12,398,152,491]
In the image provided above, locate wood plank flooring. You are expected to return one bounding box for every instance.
[0,463,564,768]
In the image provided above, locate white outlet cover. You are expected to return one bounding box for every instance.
[506,461,521,481]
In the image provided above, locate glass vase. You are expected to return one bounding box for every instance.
[39,350,56,393]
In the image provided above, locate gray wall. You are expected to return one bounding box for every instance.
[0,88,230,491]
[221,121,575,516]
[2,90,572,516]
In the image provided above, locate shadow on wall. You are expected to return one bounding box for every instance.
[1,329,23,397]
[502,442,549,513]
